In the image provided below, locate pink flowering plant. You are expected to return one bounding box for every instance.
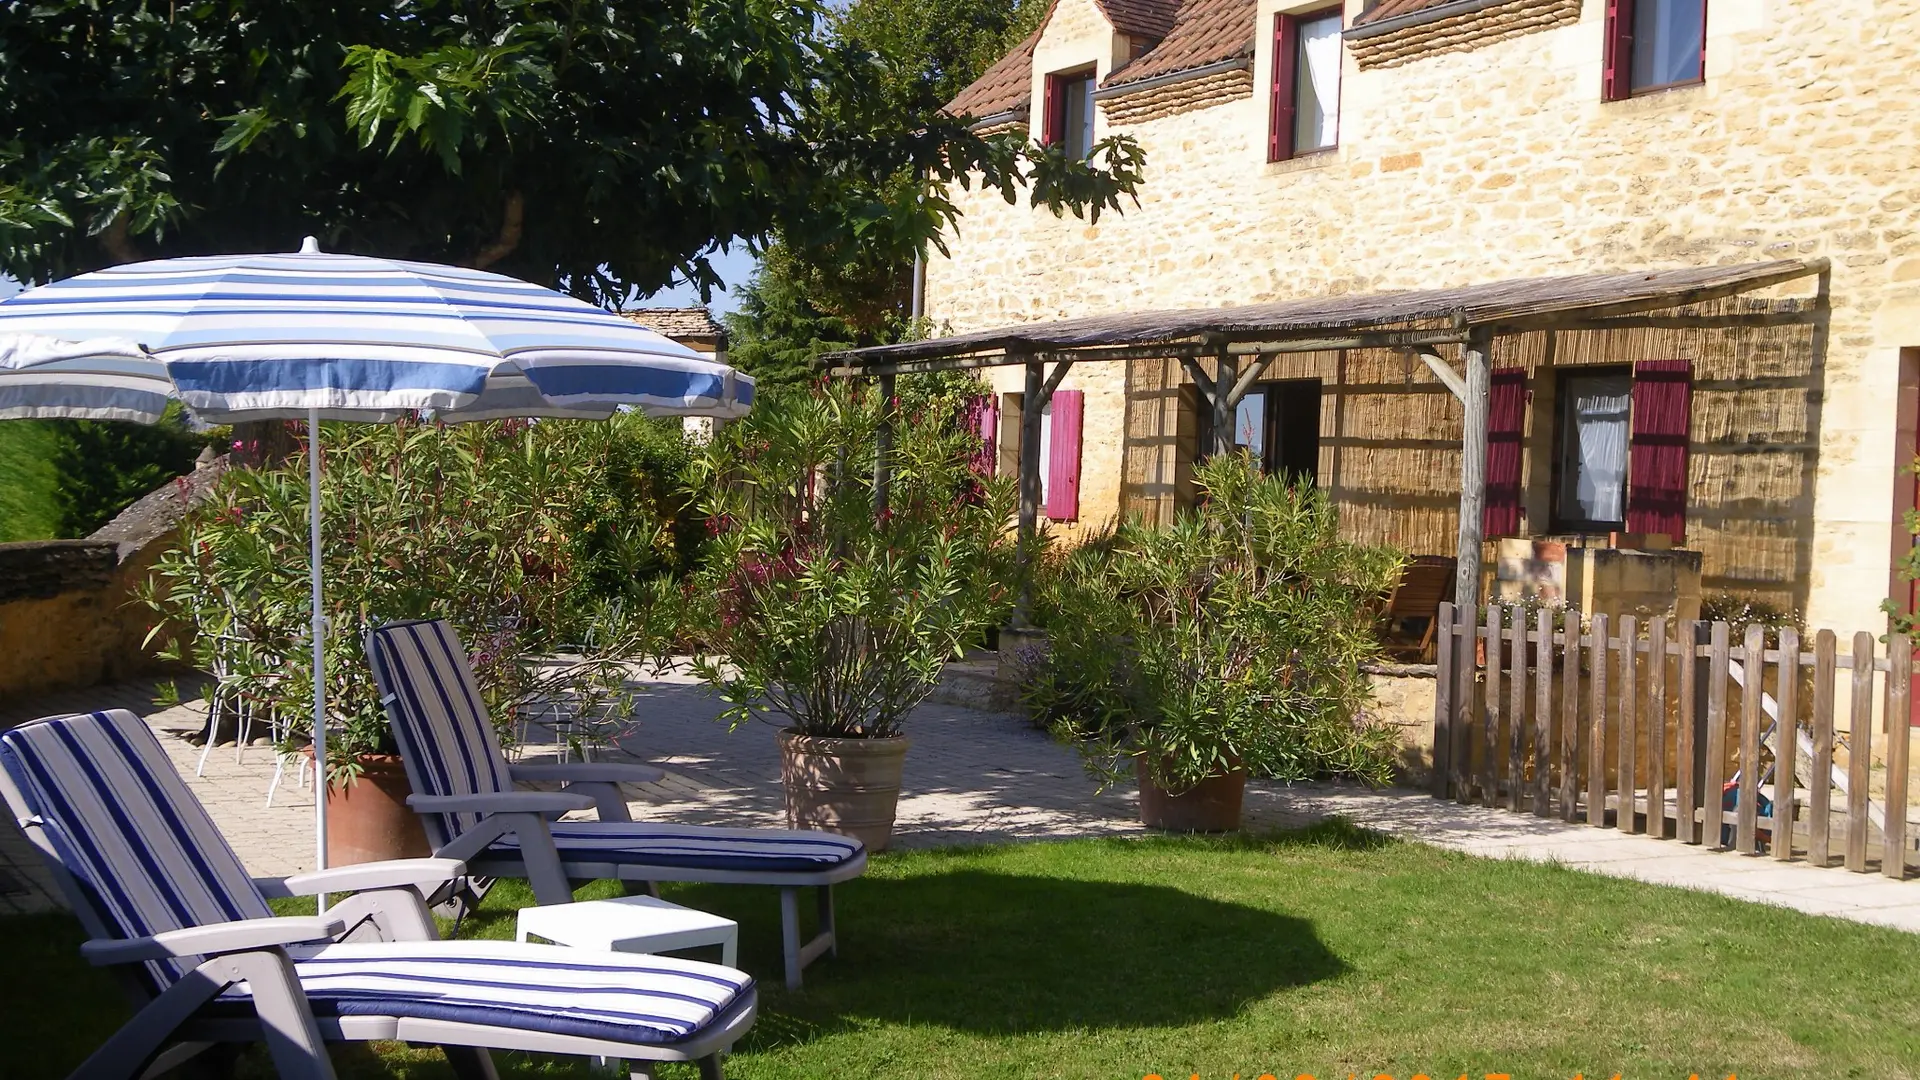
[142,414,689,783]
[687,380,1020,739]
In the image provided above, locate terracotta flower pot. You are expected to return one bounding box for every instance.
[777,729,910,852]
[312,752,432,866]
[1135,757,1247,833]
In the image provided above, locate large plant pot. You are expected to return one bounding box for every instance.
[317,753,432,866]
[1136,757,1247,833]
[777,729,910,852]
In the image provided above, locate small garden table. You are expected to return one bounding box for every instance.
[515,894,739,968]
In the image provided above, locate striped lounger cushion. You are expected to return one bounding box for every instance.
[486,822,865,873]
[219,941,753,1045]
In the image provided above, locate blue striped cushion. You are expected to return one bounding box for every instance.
[489,822,864,873]
[221,940,752,1045]
[365,620,514,846]
[0,710,272,988]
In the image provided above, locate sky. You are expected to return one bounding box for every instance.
[1,245,760,315]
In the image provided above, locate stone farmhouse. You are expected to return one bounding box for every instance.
[884,0,1920,639]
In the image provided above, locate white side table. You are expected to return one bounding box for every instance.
[515,894,739,968]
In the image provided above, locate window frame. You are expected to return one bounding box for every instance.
[1194,378,1322,484]
[1043,67,1098,158]
[1549,366,1635,534]
[1268,5,1345,163]
[1602,0,1708,101]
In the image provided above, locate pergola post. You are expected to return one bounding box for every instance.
[1017,354,1044,548]
[1454,326,1494,619]
[873,371,896,517]
[1212,346,1238,456]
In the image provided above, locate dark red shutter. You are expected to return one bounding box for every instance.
[1042,74,1062,146]
[1046,390,1083,521]
[1483,368,1528,537]
[1269,15,1298,162]
[1626,359,1692,542]
[1602,0,1636,100]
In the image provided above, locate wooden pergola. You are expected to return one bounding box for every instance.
[824,258,1830,617]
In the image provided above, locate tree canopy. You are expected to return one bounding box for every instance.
[728,0,1078,388]
[0,0,1141,304]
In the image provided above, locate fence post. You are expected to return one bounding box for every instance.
[1534,605,1553,818]
[1587,612,1610,828]
[1810,630,1837,867]
[1846,631,1875,873]
[1560,607,1581,822]
[1648,616,1669,839]
[1886,636,1911,880]
[1704,621,1731,850]
[1675,619,1702,844]
[1508,605,1527,812]
[1618,614,1639,833]
[1484,605,1504,809]
[1772,626,1799,860]
[1433,601,1455,799]
[1737,624,1766,853]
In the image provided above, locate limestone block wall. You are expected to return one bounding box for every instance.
[931,0,1920,634]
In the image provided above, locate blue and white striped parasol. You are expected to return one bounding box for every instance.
[0,239,753,883]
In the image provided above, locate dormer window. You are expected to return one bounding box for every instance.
[1043,68,1098,158]
[1269,8,1344,162]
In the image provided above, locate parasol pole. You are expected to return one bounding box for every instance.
[308,405,329,905]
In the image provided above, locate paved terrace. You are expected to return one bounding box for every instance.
[2,669,1916,932]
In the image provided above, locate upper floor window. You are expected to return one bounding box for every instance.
[1269,8,1343,162]
[1043,69,1097,158]
[1603,0,1705,100]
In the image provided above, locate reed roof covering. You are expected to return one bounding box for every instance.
[827,258,1826,372]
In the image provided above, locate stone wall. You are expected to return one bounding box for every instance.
[931,0,1920,635]
[0,457,225,700]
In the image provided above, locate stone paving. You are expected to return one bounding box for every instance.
[2,668,1916,933]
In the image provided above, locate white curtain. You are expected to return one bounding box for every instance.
[1568,377,1631,524]
[1037,399,1054,504]
[1298,15,1343,151]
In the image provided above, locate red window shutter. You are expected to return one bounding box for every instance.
[1602,0,1636,101]
[1626,359,1692,543]
[1046,390,1083,521]
[1483,368,1528,537]
[1269,15,1298,162]
[1042,74,1062,146]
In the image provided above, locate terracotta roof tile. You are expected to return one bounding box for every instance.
[1103,0,1256,87]
[1096,0,1181,38]
[621,307,724,344]
[1352,0,1453,27]
[946,25,1041,120]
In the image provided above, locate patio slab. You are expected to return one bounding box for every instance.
[0,668,1912,933]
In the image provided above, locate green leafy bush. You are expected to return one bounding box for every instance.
[1031,453,1405,792]
[142,415,690,782]
[687,381,1019,738]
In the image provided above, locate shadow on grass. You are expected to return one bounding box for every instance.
[668,861,1347,1043]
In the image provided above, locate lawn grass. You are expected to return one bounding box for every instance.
[7,823,1919,1079]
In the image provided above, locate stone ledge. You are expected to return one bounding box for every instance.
[0,541,118,603]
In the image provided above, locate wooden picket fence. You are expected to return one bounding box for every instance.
[1432,602,1915,879]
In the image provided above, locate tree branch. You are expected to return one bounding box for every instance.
[468,190,525,269]
[101,214,146,264]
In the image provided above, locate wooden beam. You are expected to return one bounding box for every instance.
[1226,352,1279,406]
[827,329,1474,377]
[1017,355,1044,550]
[1417,349,1467,403]
[872,371,895,517]
[1176,355,1215,402]
[1453,326,1494,618]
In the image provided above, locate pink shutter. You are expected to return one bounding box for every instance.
[1483,368,1528,537]
[1042,75,1062,146]
[1045,390,1083,521]
[1626,359,1692,543]
[1602,0,1635,101]
[1268,15,1298,162]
